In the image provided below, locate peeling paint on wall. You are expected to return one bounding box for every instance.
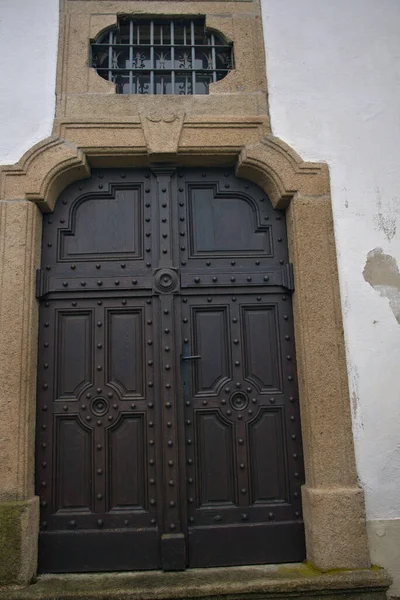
[349,362,364,433]
[373,188,398,242]
[363,248,400,324]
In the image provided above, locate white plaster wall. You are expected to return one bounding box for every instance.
[0,0,59,164]
[261,0,400,590]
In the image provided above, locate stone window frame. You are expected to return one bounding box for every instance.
[90,16,234,95]
[0,0,382,588]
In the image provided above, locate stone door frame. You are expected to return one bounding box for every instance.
[0,128,370,584]
[0,0,371,586]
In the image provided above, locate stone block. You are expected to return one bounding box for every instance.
[0,498,39,587]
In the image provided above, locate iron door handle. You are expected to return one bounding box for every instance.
[181,355,201,361]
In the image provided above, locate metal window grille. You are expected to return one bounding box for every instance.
[90,18,234,95]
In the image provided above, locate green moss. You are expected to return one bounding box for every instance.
[305,561,359,575]
[277,561,388,581]
[370,564,385,572]
[0,502,23,585]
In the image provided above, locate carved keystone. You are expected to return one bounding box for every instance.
[140,112,185,160]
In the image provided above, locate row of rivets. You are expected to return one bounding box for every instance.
[41,516,158,530]
[61,279,141,288]
[193,275,271,284]
[282,308,303,502]
[145,301,156,513]
[181,303,197,522]
[161,297,178,532]
[180,259,285,268]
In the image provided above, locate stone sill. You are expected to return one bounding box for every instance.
[0,564,391,600]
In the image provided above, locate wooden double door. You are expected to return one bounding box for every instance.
[36,168,305,572]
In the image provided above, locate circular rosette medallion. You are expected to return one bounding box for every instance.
[153,268,179,293]
[229,391,249,412]
[91,397,109,416]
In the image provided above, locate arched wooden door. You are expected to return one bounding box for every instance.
[36,168,305,572]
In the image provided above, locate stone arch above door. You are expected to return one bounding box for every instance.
[0,127,329,211]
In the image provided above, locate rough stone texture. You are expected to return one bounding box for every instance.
[140,111,185,160]
[237,140,330,208]
[0,200,41,586]
[302,487,370,570]
[0,139,90,211]
[0,201,41,501]
[286,193,370,569]
[62,91,268,120]
[57,0,268,120]
[0,130,332,209]
[286,194,359,488]
[0,498,39,587]
[0,564,391,599]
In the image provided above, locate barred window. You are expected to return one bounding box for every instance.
[90,17,234,95]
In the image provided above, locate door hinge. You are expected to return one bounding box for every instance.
[282,263,295,291]
[36,269,46,299]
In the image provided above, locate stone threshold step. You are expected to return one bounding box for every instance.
[0,564,391,600]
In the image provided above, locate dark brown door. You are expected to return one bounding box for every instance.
[36,168,305,573]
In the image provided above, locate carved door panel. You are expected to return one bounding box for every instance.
[37,297,160,571]
[36,168,305,573]
[36,170,165,572]
[178,170,305,566]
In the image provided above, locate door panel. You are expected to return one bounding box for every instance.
[181,292,303,567]
[249,408,288,504]
[187,185,271,256]
[195,411,236,507]
[179,170,304,567]
[54,416,93,512]
[60,187,143,260]
[37,297,158,572]
[55,310,93,399]
[191,306,231,395]
[107,414,147,510]
[106,309,144,397]
[241,305,282,392]
[36,167,305,573]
